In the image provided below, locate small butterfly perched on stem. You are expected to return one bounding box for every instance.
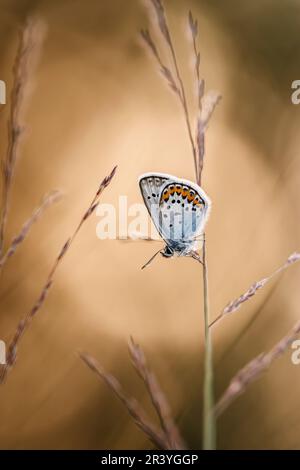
[139,172,211,268]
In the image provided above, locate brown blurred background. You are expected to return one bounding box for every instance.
[0,0,300,450]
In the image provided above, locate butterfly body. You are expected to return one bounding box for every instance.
[139,172,211,261]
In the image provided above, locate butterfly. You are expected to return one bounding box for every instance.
[139,172,211,268]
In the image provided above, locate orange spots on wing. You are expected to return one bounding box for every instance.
[193,199,203,206]
[187,191,195,202]
[182,188,188,198]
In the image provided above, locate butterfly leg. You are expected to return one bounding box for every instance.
[141,248,164,270]
[117,234,161,242]
[195,232,206,265]
[188,250,204,265]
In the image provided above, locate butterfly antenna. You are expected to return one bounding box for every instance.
[141,249,163,270]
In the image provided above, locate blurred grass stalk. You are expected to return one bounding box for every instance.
[80,338,186,450]
[0,17,46,256]
[213,252,300,417]
[0,16,118,383]
[202,242,216,449]
[0,166,117,383]
[141,1,221,449]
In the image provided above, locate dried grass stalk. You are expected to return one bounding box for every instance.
[210,252,300,328]
[80,352,168,450]
[0,190,61,272]
[0,17,45,256]
[142,3,221,184]
[188,10,202,184]
[187,10,219,449]
[196,92,221,184]
[0,166,117,384]
[80,337,185,450]
[188,11,221,185]
[142,0,198,180]
[142,1,221,449]
[215,320,300,417]
[188,11,201,109]
[140,29,180,96]
[128,337,186,450]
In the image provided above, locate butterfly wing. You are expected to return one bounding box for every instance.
[139,173,171,237]
[158,178,211,251]
[139,173,211,252]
